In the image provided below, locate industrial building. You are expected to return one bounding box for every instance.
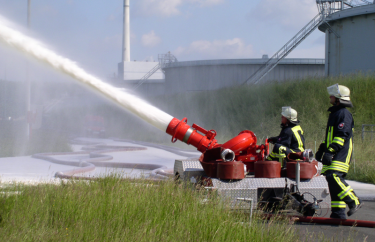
[319,3,375,76]
[132,57,325,96]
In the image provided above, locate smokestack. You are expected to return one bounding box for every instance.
[122,0,130,62]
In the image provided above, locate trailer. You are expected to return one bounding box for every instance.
[174,159,330,211]
[165,117,330,215]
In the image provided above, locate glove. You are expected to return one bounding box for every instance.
[268,136,278,144]
[321,152,334,166]
[315,143,325,161]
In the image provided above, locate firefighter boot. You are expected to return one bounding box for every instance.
[347,200,363,217]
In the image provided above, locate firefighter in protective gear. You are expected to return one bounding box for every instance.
[315,84,362,219]
[267,107,305,165]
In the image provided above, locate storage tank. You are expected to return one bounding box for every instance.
[318,4,375,76]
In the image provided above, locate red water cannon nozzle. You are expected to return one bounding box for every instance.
[166,117,219,153]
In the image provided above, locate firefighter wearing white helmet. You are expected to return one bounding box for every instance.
[267,107,305,165]
[315,84,362,219]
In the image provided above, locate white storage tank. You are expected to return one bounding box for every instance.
[318,4,375,76]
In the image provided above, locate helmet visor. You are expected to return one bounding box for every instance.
[327,83,340,97]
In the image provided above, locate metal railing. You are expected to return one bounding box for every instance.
[133,63,160,90]
[316,0,373,16]
[361,124,375,141]
[243,13,325,85]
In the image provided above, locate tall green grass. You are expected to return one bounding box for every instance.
[0,177,299,241]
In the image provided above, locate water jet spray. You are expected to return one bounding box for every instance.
[0,17,270,180]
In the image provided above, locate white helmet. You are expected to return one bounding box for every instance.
[327,83,350,101]
[281,106,298,123]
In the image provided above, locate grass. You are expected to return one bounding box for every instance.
[0,177,300,242]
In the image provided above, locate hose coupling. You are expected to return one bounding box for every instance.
[221,149,235,162]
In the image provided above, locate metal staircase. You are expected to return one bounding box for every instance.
[133,63,160,90]
[133,52,177,90]
[243,13,325,85]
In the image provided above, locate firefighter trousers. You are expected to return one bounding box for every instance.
[325,170,360,219]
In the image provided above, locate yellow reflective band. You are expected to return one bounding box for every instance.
[339,189,353,199]
[323,164,348,173]
[345,137,353,165]
[324,161,350,173]
[328,166,348,173]
[326,127,332,148]
[332,137,344,146]
[270,152,285,159]
[328,147,336,152]
[333,174,347,191]
[331,201,346,208]
[338,186,351,197]
[338,188,353,199]
[331,201,346,204]
[331,161,349,169]
[291,125,304,151]
[348,192,360,205]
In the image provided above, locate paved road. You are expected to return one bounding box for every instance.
[296,201,375,242]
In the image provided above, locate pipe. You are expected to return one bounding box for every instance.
[122,0,130,62]
[295,161,300,192]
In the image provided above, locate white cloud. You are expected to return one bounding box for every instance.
[174,38,253,59]
[141,30,161,47]
[249,0,318,29]
[135,0,224,17]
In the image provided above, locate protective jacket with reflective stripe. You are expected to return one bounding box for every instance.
[322,105,354,174]
[274,123,305,152]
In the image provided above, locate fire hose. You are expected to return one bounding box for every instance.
[263,214,375,228]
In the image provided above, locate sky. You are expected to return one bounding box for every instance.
[0,0,325,82]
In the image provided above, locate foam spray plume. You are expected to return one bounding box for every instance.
[0,18,173,132]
